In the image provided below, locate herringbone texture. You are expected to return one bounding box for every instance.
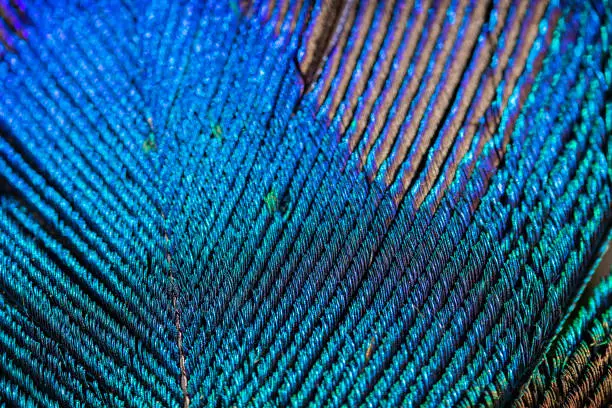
[0,1,611,407]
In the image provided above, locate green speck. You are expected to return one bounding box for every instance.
[143,136,157,153]
[230,1,240,15]
[211,123,223,139]
[264,189,278,213]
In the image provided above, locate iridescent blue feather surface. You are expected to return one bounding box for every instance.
[0,0,611,407]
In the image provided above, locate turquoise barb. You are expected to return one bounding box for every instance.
[0,0,611,407]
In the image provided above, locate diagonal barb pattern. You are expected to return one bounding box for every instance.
[0,1,611,407]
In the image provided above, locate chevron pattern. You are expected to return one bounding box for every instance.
[0,0,611,407]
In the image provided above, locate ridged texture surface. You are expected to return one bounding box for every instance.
[0,0,28,56]
[0,0,610,407]
[514,258,612,408]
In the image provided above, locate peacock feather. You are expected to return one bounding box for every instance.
[0,0,611,406]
